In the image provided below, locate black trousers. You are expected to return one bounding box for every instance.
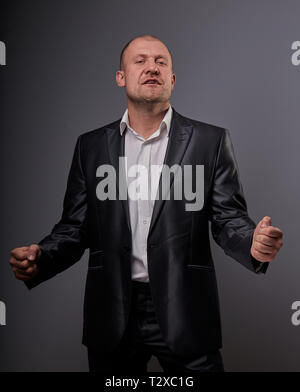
[88,280,224,373]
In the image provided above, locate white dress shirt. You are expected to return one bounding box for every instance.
[120,105,173,282]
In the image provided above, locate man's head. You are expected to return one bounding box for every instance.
[116,35,176,106]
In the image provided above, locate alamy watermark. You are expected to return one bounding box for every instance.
[291,301,300,326]
[0,301,6,326]
[0,41,6,66]
[291,41,300,66]
[95,158,204,212]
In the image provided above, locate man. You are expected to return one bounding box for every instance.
[9,35,283,372]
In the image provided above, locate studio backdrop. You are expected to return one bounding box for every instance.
[0,0,299,372]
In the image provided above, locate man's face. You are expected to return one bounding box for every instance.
[116,38,176,105]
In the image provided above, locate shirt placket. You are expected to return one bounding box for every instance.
[137,140,152,268]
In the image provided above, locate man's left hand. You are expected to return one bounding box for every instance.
[250,216,283,262]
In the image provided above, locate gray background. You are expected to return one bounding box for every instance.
[0,0,299,372]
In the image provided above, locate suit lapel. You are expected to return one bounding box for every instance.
[148,109,193,236]
[105,123,131,234]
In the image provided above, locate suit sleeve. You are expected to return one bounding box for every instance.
[209,129,268,274]
[25,135,88,289]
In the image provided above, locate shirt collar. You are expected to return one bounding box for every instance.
[120,105,173,137]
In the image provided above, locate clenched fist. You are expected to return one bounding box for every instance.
[251,216,283,262]
[9,244,41,281]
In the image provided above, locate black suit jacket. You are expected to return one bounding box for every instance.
[26,108,267,357]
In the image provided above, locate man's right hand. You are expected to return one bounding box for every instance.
[9,244,41,281]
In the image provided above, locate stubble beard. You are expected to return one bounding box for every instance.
[127,86,170,108]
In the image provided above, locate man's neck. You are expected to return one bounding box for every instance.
[127,101,170,139]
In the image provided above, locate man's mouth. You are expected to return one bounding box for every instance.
[143,79,161,85]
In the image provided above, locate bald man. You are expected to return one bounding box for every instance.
[10,35,283,373]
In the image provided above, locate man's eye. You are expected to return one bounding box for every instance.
[136,60,144,63]
[157,61,165,65]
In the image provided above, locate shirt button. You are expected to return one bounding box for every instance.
[143,220,148,225]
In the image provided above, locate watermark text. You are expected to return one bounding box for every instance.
[95,158,204,212]
[291,41,300,66]
[291,301,300,326]
[0,41,6,65]
[0,301,6,326]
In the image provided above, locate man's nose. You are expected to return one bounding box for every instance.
[145,60,159,74]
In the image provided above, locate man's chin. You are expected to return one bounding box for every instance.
[143,97,162,103]
[142,92,169,102]
[127,93,170,106]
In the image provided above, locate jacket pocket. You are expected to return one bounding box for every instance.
[187,264,214,271]
[88,250,104,270]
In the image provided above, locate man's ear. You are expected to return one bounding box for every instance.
[171,73,176,90]
[116,70,125,87]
